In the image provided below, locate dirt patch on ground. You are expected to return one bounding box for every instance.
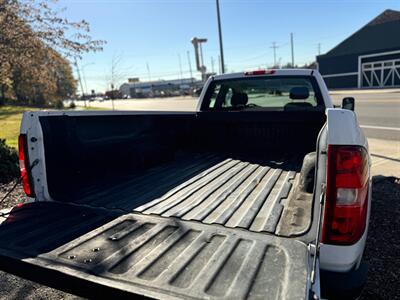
[0,177,399,299]
[0,180,24,209]
[0,270,81,300]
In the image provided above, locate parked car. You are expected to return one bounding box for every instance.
[0,69,370,300]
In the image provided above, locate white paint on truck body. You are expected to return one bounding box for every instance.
[20,112,48,202]
[321,108,371,272]
[326,108,368,148]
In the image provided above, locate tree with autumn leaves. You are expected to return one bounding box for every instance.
[0,0,104,106]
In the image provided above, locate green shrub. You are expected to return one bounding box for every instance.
[54,100,64,109]
[0,139,19,183]
[69,101,76,109]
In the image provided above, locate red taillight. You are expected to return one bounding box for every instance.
[322,145,369,245]
[18,134,35,197]
[244,69,275,76]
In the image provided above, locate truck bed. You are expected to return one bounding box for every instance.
[0,202,310,299]
[72,152,313,237]
[2,111,324,298]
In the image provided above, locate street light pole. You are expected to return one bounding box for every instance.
[290,33,295,67]
[187,51,194,85]
[74,57,86,107]
[81,62,94,96]
[216,0,225,74]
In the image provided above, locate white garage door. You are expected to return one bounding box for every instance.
[362,59,400,87]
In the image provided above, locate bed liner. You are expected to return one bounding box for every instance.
[72,152,314,237]
[0,202,310,299]
[0,153,315,299]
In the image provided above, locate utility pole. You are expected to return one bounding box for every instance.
[187,51,194,85]
[74,57,86,107]
[178,54,183,84]
[218,55,221,74]
[216,0,225,74]
[318,43,321,55]
[80,65,88,96]
[110,83,115,110]
[270,42,279,67]
[146,62,151,82]
[146,62,152,97]
[211,57,215,74]
[290,33,295,67]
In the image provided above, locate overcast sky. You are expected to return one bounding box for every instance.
[58,0,400,93]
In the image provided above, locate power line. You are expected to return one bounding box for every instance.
[240,51,270,62]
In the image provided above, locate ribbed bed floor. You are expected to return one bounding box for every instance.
[0,205,309,300]
[74,152,306,235]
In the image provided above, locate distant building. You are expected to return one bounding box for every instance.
[317,9,400,89]
[128,78,139,83]
[119,78,199,98]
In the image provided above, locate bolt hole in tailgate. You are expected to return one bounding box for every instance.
[1,111,326,299]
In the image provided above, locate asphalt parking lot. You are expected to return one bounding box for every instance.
[0,89,399,299]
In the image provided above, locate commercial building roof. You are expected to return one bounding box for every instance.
[120,78,196,90]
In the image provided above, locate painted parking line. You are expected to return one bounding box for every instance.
[371,153,400,167]
[360,125,400,131]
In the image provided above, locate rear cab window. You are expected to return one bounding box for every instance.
[202,75,325,111]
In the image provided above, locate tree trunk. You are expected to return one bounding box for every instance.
[0,85,5,106]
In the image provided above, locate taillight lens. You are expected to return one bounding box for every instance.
[18,134,35,197]
[322,145,369,245]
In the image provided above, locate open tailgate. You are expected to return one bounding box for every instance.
[0,202,311,299]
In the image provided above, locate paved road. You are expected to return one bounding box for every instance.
[330,92,400,141]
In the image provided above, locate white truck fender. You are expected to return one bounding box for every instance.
[326,108,368,149]
[319,108,371,272]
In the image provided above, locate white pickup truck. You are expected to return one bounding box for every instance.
[0,69,370,299]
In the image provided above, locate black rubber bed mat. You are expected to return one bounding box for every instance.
[0,202,310,299]
[72,153,312,236]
